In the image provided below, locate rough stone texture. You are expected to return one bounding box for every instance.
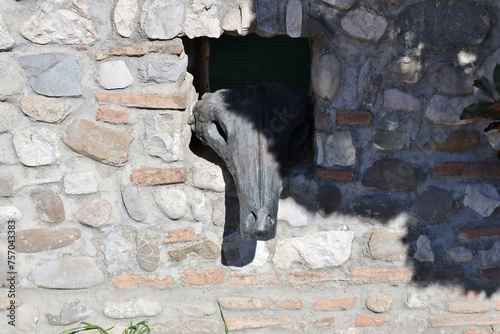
[362,160,423,191]
[32,257,104,289]
[409,187,454,222]
[477,242,500,267]
[30,188,65,223]
[463,184,500,217]
[318,131,356,167]
[104,232,135,273]
[169,241,220,261]
[365,293,392,313]
[387,56,421,84]
[185,0,221,38]
[20,0,98,45]
[221,2,254,36]
[141,0,185,40]
[311,50,342,101]
[20,95,72,123]
[64,171,98,195]
[413,235,434,263]
[430,63,474,96]
[76,199,112,227]
[114,0,138,38]
[103,297,162,319]
[0,206,22,223]
[446,246,473,264]
[136,230,160,272]
[19,54,82,97]
[154,187,188,220]
[191,161,227,192]
[396,0,490,50]
[0,57,24,100]
[15,304,39,332]
[46,300,92,326]
[383,89,423,113]
[121,186,147,222]
[255,0,278,37]
[341,7,387,42]
[139,55,188,83]
[63,119,134,166]
[321,0,357,10]
[278,197,309,227]
[351,195,407,222]
[286,0,302,38]
[434,131,479,152]
[97,60,134,90]
[369,229,406,262]
[0,103,19,133]
[0,14,14,50]
[358,59,380,106]
[0,174,14,197]
[274,231,354,269]
[13,128,60,167]
[372,113,419,151]
[144,113,188,162]
[187,187,207,221]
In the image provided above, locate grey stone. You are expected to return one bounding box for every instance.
[13,128,60,167]
[277,197,309,227]
[114,0,138,38]
[20,0,98,45]
[121,186,147,222]
[104,297,162,319]
[373,113,419,151]
[64,171,98,195]
[185,0,221,38]
[32,257,104,289]
[76,199,112,227]
[387,56,421,84]
[30,188,65,223]
[0,103,19,133]
[446,246,473,263]
[255,0,279,37]
[191,160,227,192]
[477,242,500,267]
[141,0,185,40]
[154,187,188,220]
[351,195,407,222]
[341,7,387,42]
[358,58,379,106]
[0,57,24,100]
[15,305,39,332]
[138,55,188,83]
[413,235,434,263]
[317,185,341,217]
[286,0,302,38]
[20,95,72,123]
[273,230,354,269]
[362,159,423,191]
[97,60,133,90]
[430,63,474,96]
[187,188,207,221]
[0,174,14,197]
[321,0,357,10]
[311,50,342,101]
[0,14,15,50]
[318,131,356,167]
[63,119,134,166]
[104,232,135,273]
[463,184,500,217]
[365,293,392,313]
[0,206,21,224]
[369,229,406,262]
[145,113,188,162]
[169,240,220,261]
[19,54,82,97]
[384,89,423,113]
[46,300,92,326]
[136,230,160,272]
[396,0,490,50]
[409,187,454,222]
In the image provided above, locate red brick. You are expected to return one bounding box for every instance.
[164,228,200,243]
[97,108,129,124]
[458,227,500,240]
[316,167,355,182]
[182,269,226,286]
[287,272,331,285]
[448,301,489,313]
[429,315,500,327]
[464,329,487,334]
[96,91,187,110]
[148,44,184,55]
[226,315,292,331]
[108,45,148,56]
[355,315,388,327]
[112,274,174,289]
[313,317,335,328]
[218,297,267,310]
[131,168,187,185]
[433,162,500,178]
[270,299,303,310]
[230,271,281,286]
[477,268,500,281]
[313,296,358,311]
[337,110,373,126]
[349,268,412,281]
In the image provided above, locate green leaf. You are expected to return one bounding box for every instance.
[461,102,497,120]
[494,63,500,96]
[218,302,230,334]
[473,77,495,99]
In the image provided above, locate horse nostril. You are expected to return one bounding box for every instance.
[266,215,275,227]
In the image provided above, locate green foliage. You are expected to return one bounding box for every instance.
[218,302,230,334]
[60,320,150,334]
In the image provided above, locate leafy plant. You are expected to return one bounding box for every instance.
[460,63,500,157]
[60,320,150,334]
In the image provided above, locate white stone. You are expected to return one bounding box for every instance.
[286,0,302,38]
[319,131,356,167]
[384,89,423,113]
[13,128,60,167]
[154,187,188,220]
[0,57,24,100]
[463,184,500,217]
[20,0,98,45]
[425,95,475,126]
[185,0,221,38]
[406,293,427,309]
[273,230,354,269]
[97,60,133,90]
[139,55,188,83]
[104,232,134,273]
[446,246,473,263]
[15,305,39,332]
[114,0,138,38]
[0,14,15,50]
[311,50,342,101]
[341,7,387,42]
[0,206,22,224]
[145,113,188,162]
[221,3,255,36]
[388,56,421,84]
[20,95,72,123]
[191,161,227,192]
[321,0,357,10]
[64,171,98,195]
[413,235,434,263]
[187,188,207,221]
[141,0,185,40]
[278,197,309,227]
[0,103,20,134]
[485,129,500,151]
[104,297,162,319]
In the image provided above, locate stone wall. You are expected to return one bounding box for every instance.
[0,0,500,333]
